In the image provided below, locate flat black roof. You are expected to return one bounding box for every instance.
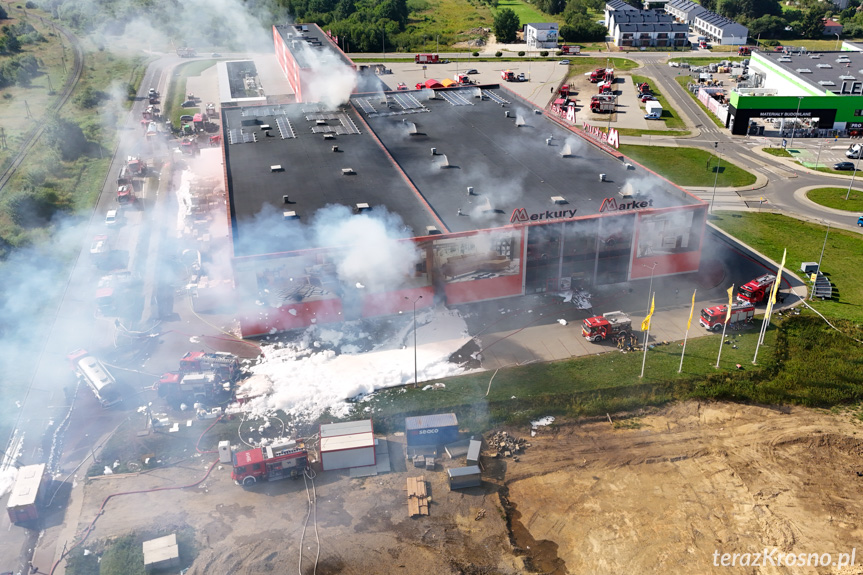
[273,24,353,70]
[755,50,863,95]
[224,87,702,257]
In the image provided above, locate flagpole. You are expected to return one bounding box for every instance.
[758,249,787,349]
[640,291,653,378]
[640,322,650,378]
[679,288,696,373]
[753,300,771,364]
[715,319,729,368]
[715,284,733,369]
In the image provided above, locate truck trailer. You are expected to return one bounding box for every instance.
[6,464,48,525]
[582,311,631,342]
[415,53,440,64]
[67,349,122,407]
[231,440,309,486]
[644,100,663,120]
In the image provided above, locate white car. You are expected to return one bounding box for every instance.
[559,60,570,65]
[105,209,118,226]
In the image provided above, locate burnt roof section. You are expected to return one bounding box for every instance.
[352,86,701,234]
[224,87,703,257]
[273,24,353,71]
[756,50,863,94]
[223,102,434,257]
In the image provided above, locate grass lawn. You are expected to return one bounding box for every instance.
[616,128,692,137]
[673,76,726,129]
[806,187,863,212]
[166,60,217,125]
[410,0,493,45]
[493,0,560,26]
[762,147,792,158]
[631,74,685,130]
[619,144,757,187]
[711,212,863,322]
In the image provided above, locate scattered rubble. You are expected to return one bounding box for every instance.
[487,430,529,458]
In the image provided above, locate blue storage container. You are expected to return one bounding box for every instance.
[405,413,459,446]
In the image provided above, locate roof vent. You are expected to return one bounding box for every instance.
[332,145,339,152]
[355,202,370,212]
[260,124,271,131]
[316,119,327,126]
[342,168,355,175]
[551,196,568,204]
[817,63,832,68]
[283,211,298,220]
[425,225,442,235]
[323,133,335,140]
[467,186,475,195]
[796,68,811,73]
[819,80,836,86]
[840,74,856,80]
[271,165,283,172]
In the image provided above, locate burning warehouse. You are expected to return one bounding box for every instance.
[220,25,707,337]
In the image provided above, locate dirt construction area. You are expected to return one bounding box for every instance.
[55,401,863,574]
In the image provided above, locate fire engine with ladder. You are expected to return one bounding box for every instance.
[737,274,776,305]
[231,440,309,486]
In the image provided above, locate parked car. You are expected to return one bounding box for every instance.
[559,60,570,65]
[211,53,222,57]
[181,100,197,108]
[857,215,863,226]
[465,68,478,74]
[105,209,118,226]
[833,162,856,171]
[180,114,193,122]
[640,94,657,102]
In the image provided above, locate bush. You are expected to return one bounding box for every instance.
[540,50,548,57]
[25,1,36,8]
[495,50,502,57]
[518,50,525,56]
[473,51,479,56]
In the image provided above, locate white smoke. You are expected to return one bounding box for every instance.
[298,43,359,110]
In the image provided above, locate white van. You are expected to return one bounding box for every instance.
[847,144,862,158]
[105,209,118,226]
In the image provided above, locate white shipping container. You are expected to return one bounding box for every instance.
[320,420,376,471]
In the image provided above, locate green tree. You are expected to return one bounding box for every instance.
[561,14,606,41]
[493,8,520,43]
[748,14,789,38]
[44,116,89,161]
[798,5,828,38]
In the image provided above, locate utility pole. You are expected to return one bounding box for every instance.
[709,142,722,214]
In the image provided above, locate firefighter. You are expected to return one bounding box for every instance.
[616,335,624,349]
[630,333,637,350]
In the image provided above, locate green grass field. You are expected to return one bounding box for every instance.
[493,0,561,27]
[711,212,863,321]
[806,187,863,212]
[762,147,792,158]
[619,144,757,187]
[411,0,493,43]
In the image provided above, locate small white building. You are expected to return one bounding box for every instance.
[319,419,376,471]
[143,533,180,572]
[524,23,559,50]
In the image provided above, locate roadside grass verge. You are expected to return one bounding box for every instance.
[762,147,792,158]
[806,187,863,212]
[615,128,692,137]
[631,73,685,130]
[569,57,638,76]
[165,60,216,125]
[350,314,863,434]
[710,212,863,321]
[618,144,757,187]
[673,76,726,129]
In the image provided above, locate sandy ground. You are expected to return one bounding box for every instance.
[50,401,863,575]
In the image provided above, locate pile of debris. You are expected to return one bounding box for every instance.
[487,430,529,460]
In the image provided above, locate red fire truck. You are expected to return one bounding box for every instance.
[737,274,776,305]
[415,53,440,64]
[180,351,240,382]
[582,311,631,342]
[232,440,309,486]
[699,302,755,331]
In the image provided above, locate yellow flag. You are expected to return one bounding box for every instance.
[724,284,734,323]
[641,294,655,332]
[769,248,787,305]
[686,289,697,330]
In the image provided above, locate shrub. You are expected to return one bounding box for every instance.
[540,50,548,57]
[472,51,479,56]
[25,1,36,7]
[518,50,525,56]
[495,50,502,57]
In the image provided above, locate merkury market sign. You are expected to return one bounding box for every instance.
[582,122,619,149]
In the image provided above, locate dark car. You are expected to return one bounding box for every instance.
[834,162,856,171]
[181,100,197,108]
[180,114,193,122]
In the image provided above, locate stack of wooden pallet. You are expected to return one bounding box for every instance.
[407,476,429,517]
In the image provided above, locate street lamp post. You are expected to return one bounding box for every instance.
[846,156,860,200]
[709,142,722,214]
[405,295,423,387]
[643,262,658,315]
[788,96,803,150]
[815,138,824,169]
[606,93,617,133]
[835,33,841,51]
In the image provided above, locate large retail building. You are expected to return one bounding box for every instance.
[221,24,708,337]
